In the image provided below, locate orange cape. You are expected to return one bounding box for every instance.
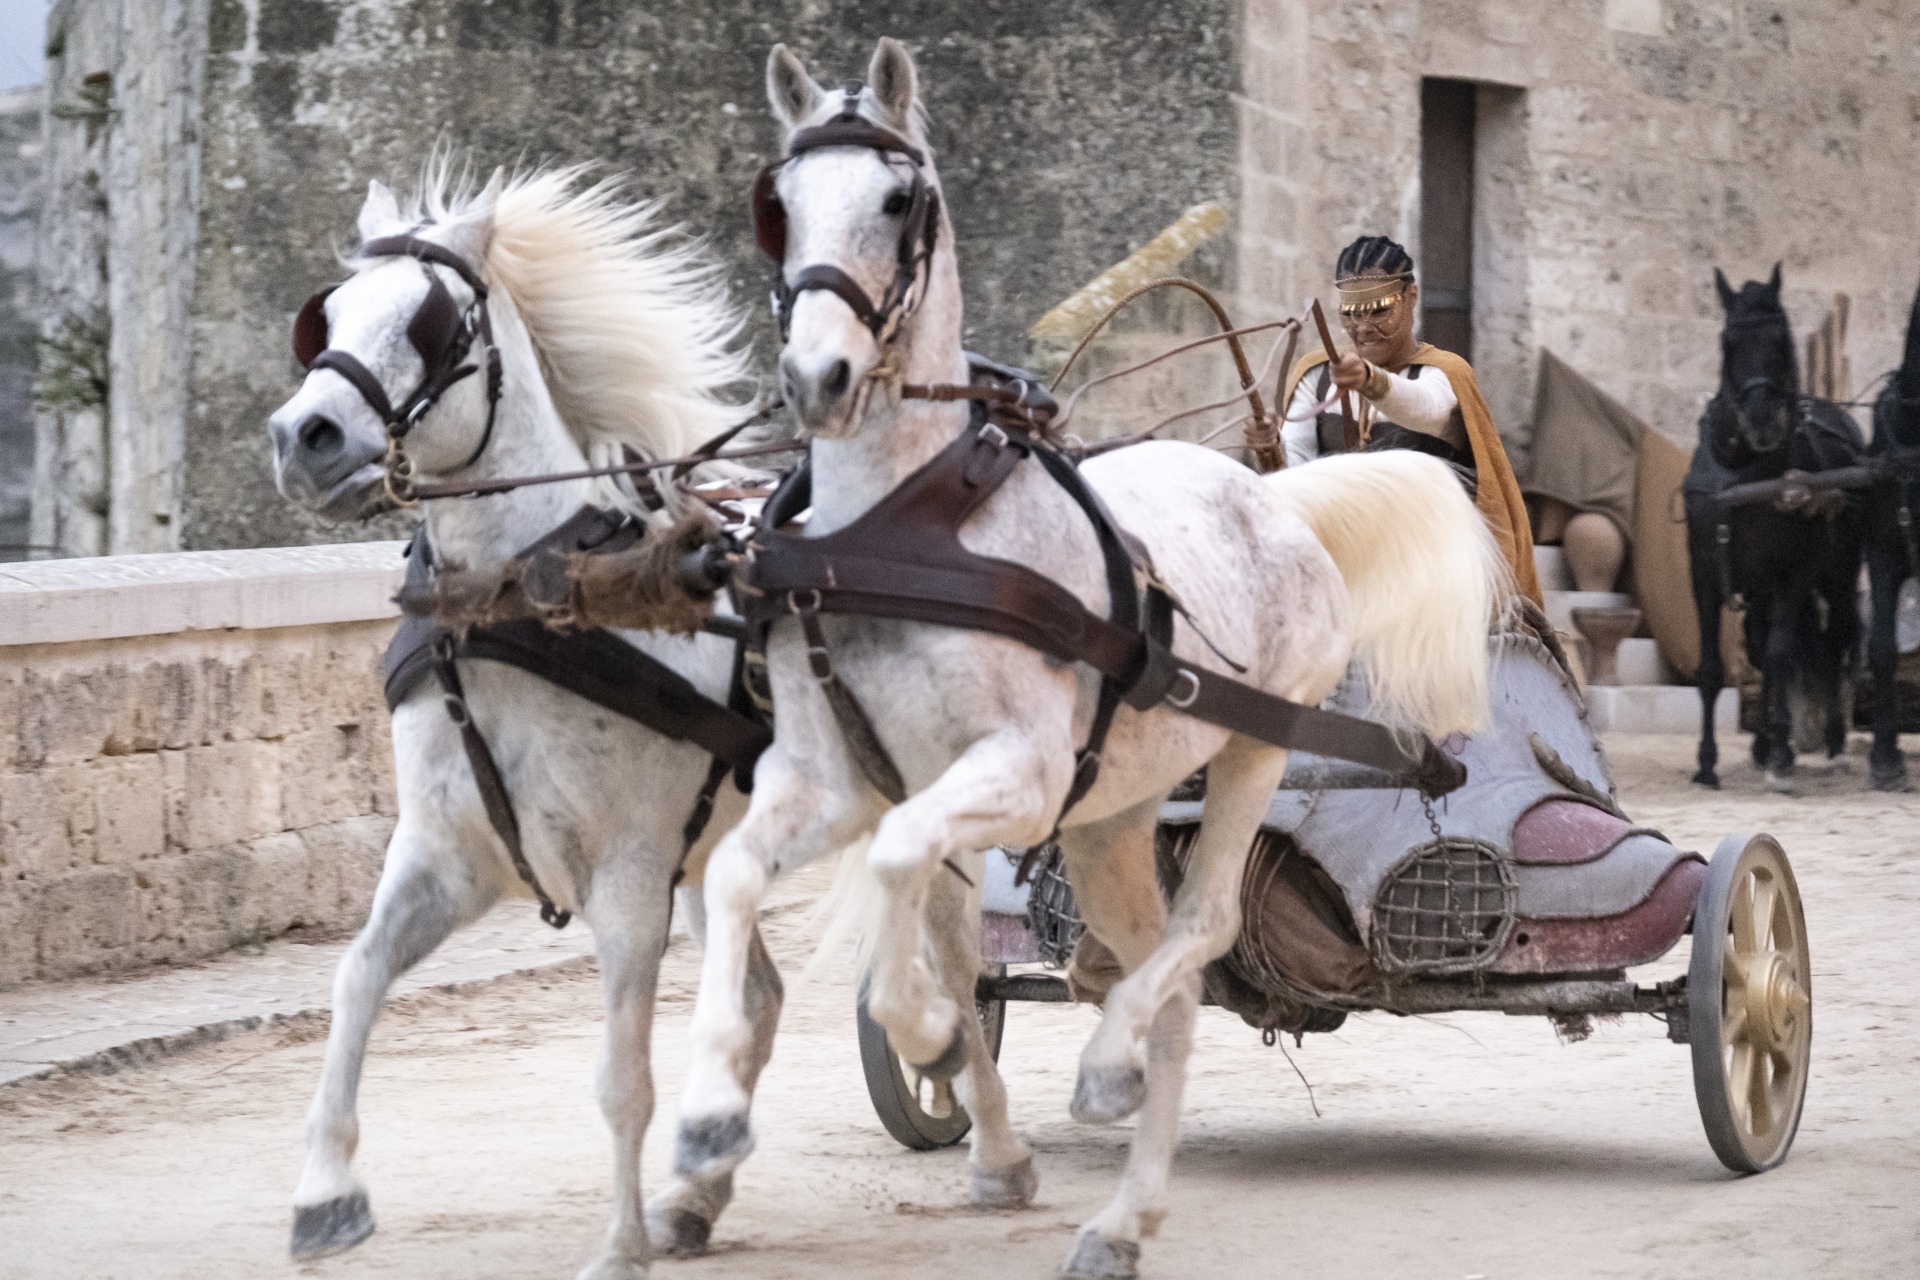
[1282,344,1541,603]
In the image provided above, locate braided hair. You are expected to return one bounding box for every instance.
[1336,235,1415,281]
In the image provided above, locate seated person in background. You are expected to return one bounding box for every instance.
[1281,234,1541,602]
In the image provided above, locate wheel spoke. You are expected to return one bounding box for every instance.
[1750,873,1779,953]
[1747,1046,1775,1135]
[1723,997,1748,1044]
[1729,873,1757,953]
[1727,1041,1756,1130]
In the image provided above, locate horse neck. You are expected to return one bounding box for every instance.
[422,291,594,567]
[807,233,971,534]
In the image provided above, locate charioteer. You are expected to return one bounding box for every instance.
[1281,235,1541,601]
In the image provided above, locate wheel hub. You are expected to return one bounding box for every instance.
[1743,951,1806,1052]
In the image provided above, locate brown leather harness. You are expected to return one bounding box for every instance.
[733,387,1467,849]
[385,509,772,926]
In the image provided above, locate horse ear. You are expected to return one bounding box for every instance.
[1714,268,1736,312]
[767,44,826,129]
[1766,261,1783,300]
[867,37,919,127]
[358,180,401,243]
[441,170,502,268]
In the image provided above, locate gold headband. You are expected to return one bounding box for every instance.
[1336,273,1412,315]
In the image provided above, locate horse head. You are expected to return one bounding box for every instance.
[758,39,961,438]
[1709,263,1800,470]
[268,178,506,522]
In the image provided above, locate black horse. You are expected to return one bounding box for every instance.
[1862,279,1920,790]
[1684,265,1866,789]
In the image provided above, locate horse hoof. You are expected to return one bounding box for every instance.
[1070,1063,1147,1126]
[1062,1232,1140,1280]
[576,1256,649,1280]
[970,1155,1039,1209]
[644,1205,713,1258]
[290,1191,375,1260]
[1870,763,1912,792]
[1763,770,1798,795]
[674,1113,753,1179]
[1691,769,1720,789]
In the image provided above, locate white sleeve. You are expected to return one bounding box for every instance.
[1282,371,1322,467]
[1370,365,1459,439]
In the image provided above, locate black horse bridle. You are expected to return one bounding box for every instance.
[293,233,504,505]
[750,83,942,344]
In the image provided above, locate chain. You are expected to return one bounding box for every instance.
[382,431,419,508]
[1421,791,1444,843]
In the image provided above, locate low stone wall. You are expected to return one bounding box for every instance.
[0,542,406,987]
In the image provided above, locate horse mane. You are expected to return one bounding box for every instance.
[400,160,751,499]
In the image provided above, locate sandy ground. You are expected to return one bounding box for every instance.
[1,735,1916,1280]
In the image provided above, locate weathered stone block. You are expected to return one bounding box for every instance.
[165,738,283,849]
[34,866,137,979]
[91,753,167,866]
[280,725,374,831]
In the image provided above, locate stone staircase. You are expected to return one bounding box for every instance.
[1535,545,1734,735]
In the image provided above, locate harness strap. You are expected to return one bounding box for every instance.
[430,633,570,929]
[740,411,1465,827]
[792,594,908,804]
[387,517,775,926]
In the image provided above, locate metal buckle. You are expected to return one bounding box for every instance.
[788,588,822,615]
[979,421,1009,450]
[1166,668,1201,709]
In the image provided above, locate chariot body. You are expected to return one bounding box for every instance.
[858,608,1813,1177]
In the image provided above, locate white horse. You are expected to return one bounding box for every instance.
[266,165,804,1278]
[671,40,1509,1279]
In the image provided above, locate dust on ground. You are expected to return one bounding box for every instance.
[1,735,1915,1279]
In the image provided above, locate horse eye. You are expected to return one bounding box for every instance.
[882,190,911,217]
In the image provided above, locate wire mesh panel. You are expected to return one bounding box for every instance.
[1368,838,1515,974]
[1020,842,1085,968]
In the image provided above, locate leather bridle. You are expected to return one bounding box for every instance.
[751,83,942,345]
[293,233,504,506]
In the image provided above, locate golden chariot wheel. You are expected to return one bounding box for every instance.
[1688,832,1812,1173]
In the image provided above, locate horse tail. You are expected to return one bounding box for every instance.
[1264,451,1510,737]
[802,835,880,981]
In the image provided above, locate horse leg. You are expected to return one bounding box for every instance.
[1865,537,1910,790]
[1692,571,1726,787]
[1073,736,1285,1126]
[645,927,780,1255]
[921,848,1037,1208]
[1761,591,1800,790]
[675,748,867,1181]
[576,857,676,1280]
[1817,566,1861,764]
[291,824,496,1258]
[861,729,1061,1077]
[1050,797,1181,1280]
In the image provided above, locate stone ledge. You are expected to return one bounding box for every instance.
[0,542,407,647]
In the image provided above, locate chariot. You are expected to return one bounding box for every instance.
[858,606,1813,1176]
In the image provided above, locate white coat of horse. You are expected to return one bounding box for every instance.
[670,40,1509,1279]
[266,166,802,1278]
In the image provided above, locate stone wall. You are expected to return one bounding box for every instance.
[0,86,41,558]
[34,0,1233,552]
[0,542,404,987]
[1237,0,1920,465]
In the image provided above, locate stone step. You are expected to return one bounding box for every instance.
[1586,684,1734,735]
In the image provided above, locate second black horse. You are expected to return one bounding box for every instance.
[1685,265,1866,790]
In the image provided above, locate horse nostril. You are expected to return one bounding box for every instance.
[823,360,850,401]
[297,414,344,455]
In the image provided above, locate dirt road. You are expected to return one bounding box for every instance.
[2,736,1915,1279]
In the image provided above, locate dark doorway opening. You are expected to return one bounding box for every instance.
[1420,78,1476,362]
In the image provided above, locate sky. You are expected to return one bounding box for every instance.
[0,0,49,92]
